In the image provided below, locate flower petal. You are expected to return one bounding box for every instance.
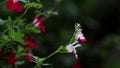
[16,3,24,12]
[6,0,18,10]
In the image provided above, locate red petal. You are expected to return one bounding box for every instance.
[6,0,23,12]
[72,64,81,68]
[39,17,45,23]
[77,37,87,43]
[7,52,16,64]
[16,3,24,12]
[26,55,33,62]
[28,42,39,49]
[38,23,45,32]
[6,0,18,10]
[30,36,35,42]
[25,49,30,54]
[0,50,4,59]
[24,36,29,42]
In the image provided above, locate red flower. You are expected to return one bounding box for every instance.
[23,36,39,62]
[72,64,82,68]
[6,0,23,12]
[0,50,4,59]
[26,55,33,62]
[7,50,16,68]
[23,36,39,49]
[25,49,33,62]
[33,16,45,32]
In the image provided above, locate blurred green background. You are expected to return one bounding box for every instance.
[1,0,120,68]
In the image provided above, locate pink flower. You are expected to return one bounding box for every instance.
[33,16,45,32]
[6,0,23,12]
[75,29,87,43]
[7,49,16,68]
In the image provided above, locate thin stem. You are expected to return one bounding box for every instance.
[3,29,8,34]
[20,8,29,18]
[45,49,58,60]
[34,63,41,68]
[69,30,76,44]
[45,46,63,60]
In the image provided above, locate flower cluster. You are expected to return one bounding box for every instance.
[22,36,40,62]
[0,0,87,68]
[66,23,87,60]
[0,0,47,67]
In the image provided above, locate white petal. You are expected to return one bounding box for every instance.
[71,41,79,45]
[33,19,38,24]
[13,0,18,3]
[66,44,74,52]
[74,44,82,48]
[34,22,39,27]
[75,29,85,40]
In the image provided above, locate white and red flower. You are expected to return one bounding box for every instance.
[33,16,45,32]
[6,0,24,12]
[66,23,87,60]
[75,29,87,43]
[66,41,81,60]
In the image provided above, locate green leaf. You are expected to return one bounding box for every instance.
[33,56,46,68]
[15,17,25,24]
[0,44,4,50]
[2,35,11,42]
[8,16,12,21]
[18,46,24,53]
[15,61,25,65]
[25,2,43,9]
[25,24,41,33]
[19,0,28,3]
[33,56,45,63]
[57,46,68,53]
[8,29,24,44]
[42,63,52,66]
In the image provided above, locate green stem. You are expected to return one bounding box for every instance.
[20,8,29,18]
[3,29,8,34]
[45,49,58,60]
[45,46,63,60]
[34,63,41,68]
[69,30,76,44]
